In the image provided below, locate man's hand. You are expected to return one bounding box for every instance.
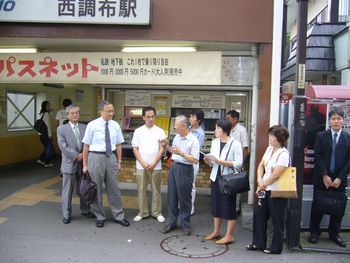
[331,178,342,189]
[322,175,333,189]
[77,153,83,162]
[82,165,88,175]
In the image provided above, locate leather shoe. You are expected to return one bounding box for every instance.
[162,225,177,234]
[308,234,318,244]
[62,217,70,224]
[115,219,130,227]
[329,236,347,248]
[96,220,105,228]
[183,228,191,236]
[82,212,95,219]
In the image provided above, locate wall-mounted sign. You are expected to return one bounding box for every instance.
[172,94,225,109]
[0,0,151,25]
[0,52,222,85]
[125,91,150,106]
[221,56,254,86]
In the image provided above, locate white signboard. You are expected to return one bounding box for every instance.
[221,56,254,86]
[0,0,151,25]
[0,52,222,85]
[172,94,225,109]
[125,91,150,106]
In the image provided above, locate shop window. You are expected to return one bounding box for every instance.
[6,91,35,131]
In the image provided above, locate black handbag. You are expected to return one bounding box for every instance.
[217,141,250,196]
[78,172,97,205]
[34,114,48,134]
[314,190,347,217]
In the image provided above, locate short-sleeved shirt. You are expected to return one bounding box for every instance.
[262,146,290,191]
[56,109,67,127]
[230,123,249,149]
[190,126,205,148]
[82,117,124,152]
[171,132,200,165]
[131,124,166,170]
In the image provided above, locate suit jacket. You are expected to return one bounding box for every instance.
[313,129,350,191]
[57,122,86,174]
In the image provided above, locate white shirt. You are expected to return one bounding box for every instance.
[132,124,166,170]
[230,123,249,148]
[331,128,341,144]
[262,146,289,191]
[42,112,52,137]
[82,117,124,152]
[171,132,200,165]
[56,109,67,126]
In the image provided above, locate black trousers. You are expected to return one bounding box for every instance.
[39,135,55,164]
[252,191,287,254]
[309,191,344,238]
[167,162,194,229]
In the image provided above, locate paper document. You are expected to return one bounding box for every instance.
[204,154,218,162]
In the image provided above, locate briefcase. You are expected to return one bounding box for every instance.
[78,172,97,205]
[314,190,347,217]
[218,171,250,196]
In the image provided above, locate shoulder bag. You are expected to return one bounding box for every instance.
[218,141,250,196]
[34,113,48,135]
[270,150,298,198]
[314,189,347,217]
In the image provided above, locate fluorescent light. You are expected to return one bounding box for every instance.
[0,48,37,53]
[122,47,197,52]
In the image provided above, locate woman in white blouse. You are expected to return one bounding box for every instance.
[247,125,290,254]
[203,119,242,245]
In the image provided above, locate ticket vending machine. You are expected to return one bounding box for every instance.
[122,106,143,149]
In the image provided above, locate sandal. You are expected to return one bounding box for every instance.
[246,244,261,251]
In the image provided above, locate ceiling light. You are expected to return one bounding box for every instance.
[0,48,38,53]
[121,47,197,52]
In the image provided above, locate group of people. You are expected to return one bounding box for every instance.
[42,98,348,253]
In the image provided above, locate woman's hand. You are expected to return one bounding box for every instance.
[203,155,211,165]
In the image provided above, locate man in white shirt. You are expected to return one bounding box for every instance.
[56,98,72,127]
[162,115,200,236]
[132,106,166,223]
[82,100,129,228]
[226,110,249,214]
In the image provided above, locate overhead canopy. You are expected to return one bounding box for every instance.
[305,85,350,99]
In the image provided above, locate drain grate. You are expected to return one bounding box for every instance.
[160,234,228,258]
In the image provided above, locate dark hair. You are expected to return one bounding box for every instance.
[268,125,289,147]
[62,98,72,107]
[328,107,344,119]
[40,101,50,114]
[98,100,112,111]
[190,109,204,125]
[226,110,240,120]
[216,119,232,135]
[142,106,156,116]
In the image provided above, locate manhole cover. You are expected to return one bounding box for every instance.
[160,234,228,258]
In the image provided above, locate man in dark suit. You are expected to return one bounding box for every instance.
[57,105,94,224]
[308,107,350,247]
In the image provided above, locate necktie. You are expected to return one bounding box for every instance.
[330,133,338,173]
[105,121,112,157]
[73,125,81,149]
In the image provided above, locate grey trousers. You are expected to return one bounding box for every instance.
[62,171,90,219]
[88,153,125,221]
[167,162,194,229]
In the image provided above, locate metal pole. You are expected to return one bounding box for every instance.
[286,0,308,249]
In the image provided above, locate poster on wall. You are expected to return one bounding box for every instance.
[172,94,225,109]
[153,96,168,115]
[0,52,221,85]
[125,91,150,106]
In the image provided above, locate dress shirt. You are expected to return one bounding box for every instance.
[190,126,205,148]
[230,123,249,148]
[331,129,341,144]
[171,132,200,165]
[82,117,124,152]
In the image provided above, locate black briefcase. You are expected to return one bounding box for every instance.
[78,172,97,205]
[314,190,347,217]
[218,171,250,196]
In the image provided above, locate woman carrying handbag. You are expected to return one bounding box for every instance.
[203,119,242,245]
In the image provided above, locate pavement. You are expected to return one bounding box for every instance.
[0,160,349,263]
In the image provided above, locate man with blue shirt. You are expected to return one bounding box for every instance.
[82,100,129,228]
[189,109,205,215]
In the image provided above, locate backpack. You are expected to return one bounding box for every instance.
[34,113,48,134]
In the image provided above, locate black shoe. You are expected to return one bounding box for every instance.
[308,234,318,244]
[96,220,105,228]
[114,219,130,227]
[63,217,70,224]
[329,235,347,248]
[81,212,95,219]
[162,225,177,234]
[183,228,191,236]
